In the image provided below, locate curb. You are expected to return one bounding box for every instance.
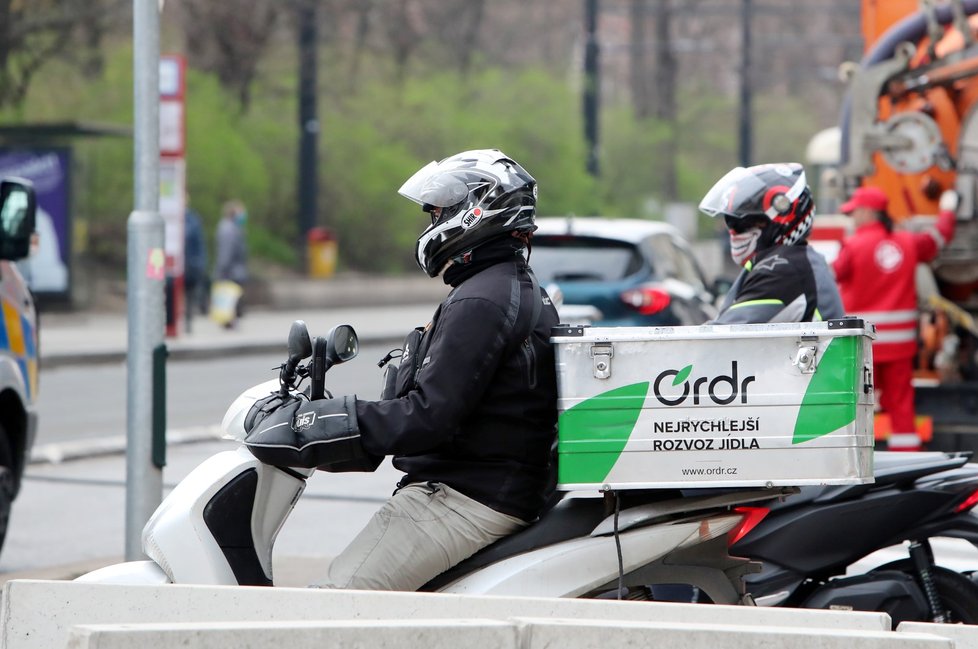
[28,426,225,465]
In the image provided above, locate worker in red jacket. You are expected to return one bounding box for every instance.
[833,186,958,451]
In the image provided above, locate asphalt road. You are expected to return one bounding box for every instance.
[34,343,396,447]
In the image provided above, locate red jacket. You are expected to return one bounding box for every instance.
[832,211,955,362]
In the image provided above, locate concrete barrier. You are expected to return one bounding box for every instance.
[899,621,978,648]
[66,620,517,649]
[0,579,890,649]
[513,618,950,649]
[61,617,951,649]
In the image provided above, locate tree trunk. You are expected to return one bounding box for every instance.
[653,0,678,201]
[629,0,650,119]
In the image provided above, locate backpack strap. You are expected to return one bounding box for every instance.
[527,267,543,338]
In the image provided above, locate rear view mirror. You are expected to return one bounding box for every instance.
[326,324,359,365]
[287,320,313,364]
[0,179,36,261]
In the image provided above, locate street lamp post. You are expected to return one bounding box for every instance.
[126,0,165,560]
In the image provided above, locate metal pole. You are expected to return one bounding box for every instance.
[738,0,752,168]
[584,0,601,177]
[127,0,165,560]
[298,0,318,269]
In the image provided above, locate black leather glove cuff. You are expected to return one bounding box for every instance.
[243,395,382,472]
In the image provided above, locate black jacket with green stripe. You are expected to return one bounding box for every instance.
[714,243,844,324]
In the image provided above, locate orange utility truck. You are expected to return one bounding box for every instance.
[810,0,978,448]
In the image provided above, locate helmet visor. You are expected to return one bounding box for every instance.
[699,167,761,219]
[398,162,470,208]
[699,165,807,220]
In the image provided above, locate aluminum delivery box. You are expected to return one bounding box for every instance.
[553,319,875,490]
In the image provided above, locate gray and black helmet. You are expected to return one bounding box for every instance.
[399,149,538,277]
[699,162,815,247]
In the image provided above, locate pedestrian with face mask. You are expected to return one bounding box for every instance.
[699,162,843,324]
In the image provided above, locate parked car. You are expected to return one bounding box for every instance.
[531,217,718,326]
[0,178,38,556]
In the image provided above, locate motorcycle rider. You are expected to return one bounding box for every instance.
[699,162,844,324]
[243,149,559,591]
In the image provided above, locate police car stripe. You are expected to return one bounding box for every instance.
[2,300,24,356]
[20,311,35,358]
[0,297,36,400]
[0,306,8,351]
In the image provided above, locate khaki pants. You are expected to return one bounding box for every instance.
[314,482,527,591]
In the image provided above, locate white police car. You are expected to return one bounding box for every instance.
[0,178,38,554]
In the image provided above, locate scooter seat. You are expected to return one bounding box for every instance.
[418,495,609,591]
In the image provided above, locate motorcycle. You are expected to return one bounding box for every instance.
[77,320,794,604]
[730,450,978,626]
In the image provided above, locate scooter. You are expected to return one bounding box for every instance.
[78,320,794,604]
[730,450,978,625]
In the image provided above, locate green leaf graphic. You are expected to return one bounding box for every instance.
[673,364,692,386]
[558,381,649,484]
[792,337,858,444]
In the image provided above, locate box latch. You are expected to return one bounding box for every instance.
[590,343,614,380]
[793,344,819,374]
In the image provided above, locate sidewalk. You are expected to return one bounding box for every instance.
[40,274,449,367]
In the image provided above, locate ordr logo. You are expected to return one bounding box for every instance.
[653,362,756,406]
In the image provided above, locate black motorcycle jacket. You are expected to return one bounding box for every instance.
[714,243,844,324]
[356,252,560,522]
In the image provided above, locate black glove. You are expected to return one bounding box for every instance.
[243,395,382,472]
[244,392,301,434]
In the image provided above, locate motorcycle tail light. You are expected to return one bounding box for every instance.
[955,488,978,513]
[727,506,770,546]
[621,287,671,315]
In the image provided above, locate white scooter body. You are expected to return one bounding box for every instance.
[79,379,312,586]
[78,330,770,603]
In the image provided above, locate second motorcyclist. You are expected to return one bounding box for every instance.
[699,162,844,324]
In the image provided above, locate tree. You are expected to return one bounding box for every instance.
[0,0,124,109]
[629,0,678,200]
[177,0,280,111]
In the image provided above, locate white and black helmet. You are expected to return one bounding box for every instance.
[399,149,538,277]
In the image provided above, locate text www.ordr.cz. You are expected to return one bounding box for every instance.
[681,467,738,476]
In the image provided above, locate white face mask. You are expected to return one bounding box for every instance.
[729,228,762,267]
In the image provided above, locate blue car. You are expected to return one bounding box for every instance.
[531,217,719,326]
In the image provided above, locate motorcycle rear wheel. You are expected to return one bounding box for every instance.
[872,561,978,624]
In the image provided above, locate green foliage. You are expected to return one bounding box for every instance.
[318,66,603,272]
[0,40,822,275]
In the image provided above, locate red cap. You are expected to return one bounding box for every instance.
[840,186,888,214]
